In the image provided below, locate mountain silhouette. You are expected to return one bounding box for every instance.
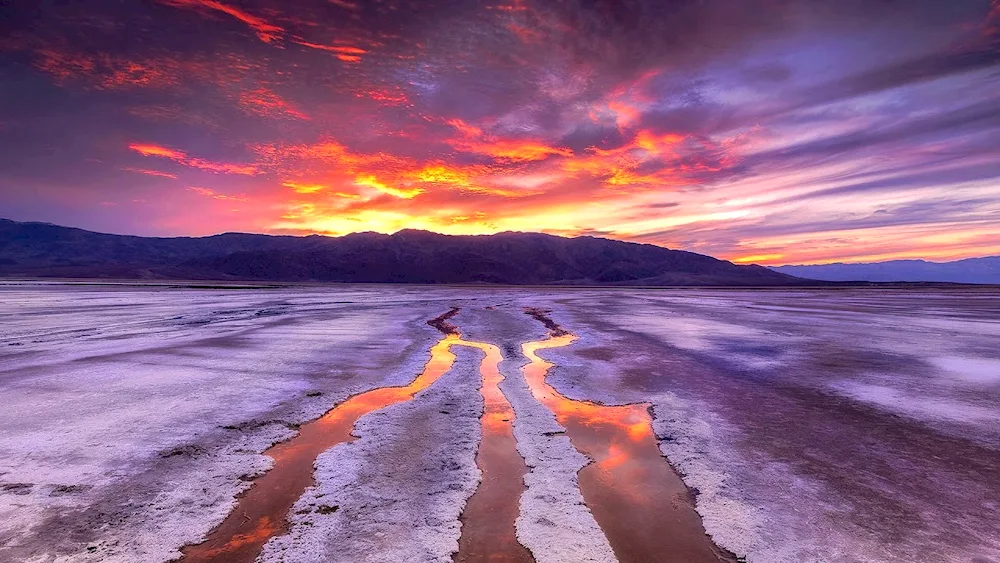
[0,218,807,286]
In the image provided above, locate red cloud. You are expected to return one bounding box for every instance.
[294,40,367,62]
[33,49,96,83]
[329,0,360,10]
[357,87,411,107]
[238,87,310,120]
[157,0,378,63]
[29,47,226,92]
[34,50,182,90]
[158,0,284,43]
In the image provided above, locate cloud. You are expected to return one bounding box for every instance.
[188,186,249,201]
[329,0,361,11]
[129,143,260,175]
[122,167,179,179]
[293,41,367,62]
[157,0,374,63]
[158,0,284,43]
[446,119,573,162]
[238,87,310,120]
[281,181,326,194]
[31,50,188,90]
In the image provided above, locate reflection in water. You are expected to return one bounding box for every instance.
[522,334,734,563]
[453,339,534,563]
[181,335,460,563]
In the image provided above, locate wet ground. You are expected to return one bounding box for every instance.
[1,282,998,562]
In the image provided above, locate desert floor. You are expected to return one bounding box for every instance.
[1,283,998,562]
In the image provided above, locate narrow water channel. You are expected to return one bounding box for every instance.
[452,338,534,563]
[181,321,460,562]
[521,316,736,563]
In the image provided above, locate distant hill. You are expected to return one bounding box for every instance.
[0,218,807,286]
[772,257,1000,284]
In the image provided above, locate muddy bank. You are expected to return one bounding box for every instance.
[453,338,534,563]
[7,285,999,563]
[181,331,460,562]
[521,311,735,563]
[548,289,1000,562]
[452,306,617,563]
[258,344,484,562]
[0,287,455,562]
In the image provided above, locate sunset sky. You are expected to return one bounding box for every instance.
[1,0,998,265]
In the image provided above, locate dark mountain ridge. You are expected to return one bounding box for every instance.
[0,218,806,285]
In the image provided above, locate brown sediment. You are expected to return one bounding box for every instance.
[180,312,463,563]
[521,310,736,563]
[428,306,461,335]
[452,338,534,563]
[524,307,570,336]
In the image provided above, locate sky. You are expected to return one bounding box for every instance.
[1,0,999,265]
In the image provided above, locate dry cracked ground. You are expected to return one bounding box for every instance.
[1,282,999,563]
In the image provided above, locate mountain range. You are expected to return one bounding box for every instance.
[0,218,804,286]
[772,257,1000,285]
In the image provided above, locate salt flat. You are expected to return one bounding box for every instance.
[1,283,997,562]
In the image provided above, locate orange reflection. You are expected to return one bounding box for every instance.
[521,333,734,563]
[181,334,459,563]
[452,338,533,563]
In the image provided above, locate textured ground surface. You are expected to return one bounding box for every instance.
[1,282,998,562]
[545,289,1000,563]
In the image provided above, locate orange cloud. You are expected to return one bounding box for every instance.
[447,118,484,138]
[354,174,422,198]
[255,140,414,174]
[281,181,327,194]
[632,130,685,153]
[130,143,186,160]
[254,136,541,205]
[556,129,731,189]
[188,186,249,201]
[123,167,179,179]
[447,119,573,162]
[159,0,284,43]
[129,143,259,175]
